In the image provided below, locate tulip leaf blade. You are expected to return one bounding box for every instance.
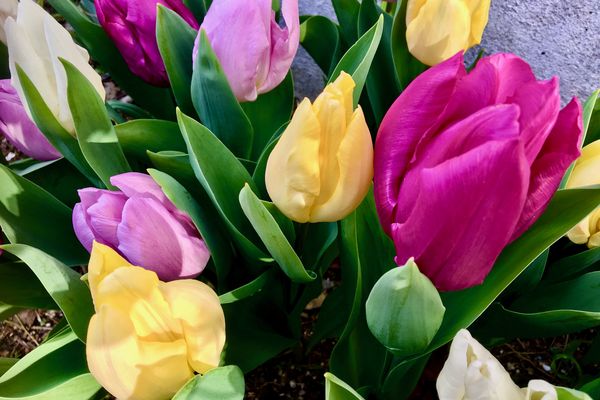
[429,188,600,353]
[173,365,245,400]
[583,89,600,146]
[0,262,56,310]
[157,5,198,117]
[300,15,343,77]
[177,110,269,264]
[191,31,254,159]
[61,59,131,190]
[0,165,88,266]
[325,372,366,400]
[0,244,94,343]
[14,65,101,188]
[239,184,315,283]
[218,270,276,305]
[329,14,384,107]
[331,0,361,46]
[115,119,187,165]
[46,0,175,120]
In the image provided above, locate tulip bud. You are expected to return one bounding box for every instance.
[5,0,105,135]
[524,380,557,400]
[366,259,445,357]
[73,172,211,281]
[95,0,199,87]
[194,0,300,102]
[566,140,600,248]
[406,0,491,66]
[0,79,60,160]
[265,72,373,223]
[86,242,226,400]
[0,0,17,44]
[437,329,524,400]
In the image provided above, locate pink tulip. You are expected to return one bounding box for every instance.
[73,172,210,281]
[193,0,299,102]
[0,80,60,161]
[95,0,199,87]
[374,53,582,291]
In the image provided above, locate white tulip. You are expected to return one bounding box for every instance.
[0,0,17,44]
[436,329,524,400]
[5,0,104,134]
[523,380,557,400]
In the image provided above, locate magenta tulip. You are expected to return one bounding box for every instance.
[374,53,582,292]
[95,0,199,87]
[73,172,210,281]
[0,80,60,161]
[193,0,299,102]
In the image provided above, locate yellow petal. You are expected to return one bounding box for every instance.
[160,280,226,374]
[266,98,321,222]
[311,106,373,222]
[87,306,193,400]
[465,0,491,45]
[94,266,183,342]
[406,0,472,66]
[88,242,132,304]
[567,215,592,246]
[566,140,600,189]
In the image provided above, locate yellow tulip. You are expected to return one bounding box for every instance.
[86,242,226,400]
[406,0,491,66]
[265,72,373,223]
[566,140,600,248]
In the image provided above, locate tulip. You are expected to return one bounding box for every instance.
[437,329,524,400]
[0,79,60,160]
[565,140,600,248]
[0,0,17,44]
[194,0,299,102]
[265,72,373,223]
[86,242,226,400]
[374,53,582,291]
[95,0,199,87]
[524,381,557,400]
[406,0,491,66]
[5,0,105,135]
[73,172,210,281]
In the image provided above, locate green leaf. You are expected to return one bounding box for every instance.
[325,373,366,400]
[107,100,155,120]
[46,0,175,120]
[583,90,600,146]
[239,185,315,283]
[331,0,361,46]
[173,366,244,400]
[177,110,267,263]
[546,246,600,283]
[148,169,232,285]
[390,0,428,90]
[0,165,88,266]
[157,5,198,117]
[580,377,600,399]
[62,59,131,190]
[241,74,294,160]
[218,270,276,305]
[0,360,17,379]
[0,262,55,309]
[15,66,100,187]
[329,15,385,107]
[115,119,187,165]
[0,245,94,342]
[380,355,429,400]
[191,31,254,158]
[556,387,593,400]
[300,16,342,76]
[252,124,286,199]
[0,328,99,400]
[0,304,20,323]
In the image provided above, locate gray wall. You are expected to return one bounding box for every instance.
[294,0,600,103]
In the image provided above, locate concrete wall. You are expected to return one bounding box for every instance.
[294,0,600,103]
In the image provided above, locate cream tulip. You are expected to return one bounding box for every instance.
[566,140,600,248]
[265,72,373,223]
[5,0,104,135]
[0,0,17,44]
[523,380,557,400]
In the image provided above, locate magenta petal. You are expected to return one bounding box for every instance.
[511,98,583,239]
[86,192,127,246]
[394,137,529,291]
[485,53,538,102]
[374,53,465,233]
[110,172,173,209]
[116,197,210,281]
[72,203,95,252]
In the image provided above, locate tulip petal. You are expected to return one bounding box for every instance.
[117,197,210,281]
[86,192,128,247]
[374,53,465,234]
[88,241,132,303]
[160,280,226,374]
[266,98,321,222]
[110,172,173,209]
[513,98,583,239]
[87,306,193,400]
[73,203,95,252]
[392,106,529,291]
[525,380,557,400]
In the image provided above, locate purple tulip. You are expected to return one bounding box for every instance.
[73,172,210,281]
[95,0,199,87]
[374,53,582,292]
[0,80,60,161]
[193,0,299,102]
